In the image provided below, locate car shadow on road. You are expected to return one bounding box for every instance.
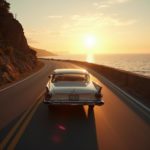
[16,104,98,150]
[46,105,98,150]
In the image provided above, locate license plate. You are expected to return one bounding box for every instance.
[69,94,79,101]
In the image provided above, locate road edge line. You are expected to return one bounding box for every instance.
[67,61,150,118]
[7,96,43,150]
[0,62,46,93]
[100,75,150,112]
[0,91,44,149]
[85,67,150,118]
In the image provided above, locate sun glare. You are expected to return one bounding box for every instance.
[84,35,96,49]
[86,53,94,63]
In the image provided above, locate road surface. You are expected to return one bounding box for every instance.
[0,59,150,150]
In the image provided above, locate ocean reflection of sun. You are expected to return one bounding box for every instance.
[86,54,94,63]
[83,35,96,63]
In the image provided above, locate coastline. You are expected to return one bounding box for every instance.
[47,54,150,77]
[48,58,150,108]
[1,57,149,109]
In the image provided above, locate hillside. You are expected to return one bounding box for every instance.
[0,0,37,85]
[32,47,56,57]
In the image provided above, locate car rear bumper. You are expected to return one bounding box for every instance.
[43,99,104,106]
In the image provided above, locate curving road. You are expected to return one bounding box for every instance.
[0,59,150,150]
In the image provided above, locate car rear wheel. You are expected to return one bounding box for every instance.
[48,105,53,110]
[89,105,94,109]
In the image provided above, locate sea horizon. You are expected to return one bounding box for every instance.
[42,53,150,77]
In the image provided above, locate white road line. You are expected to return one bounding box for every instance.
[0,63,46,93]
[0,91,44,149]
[50,59,150,114]
[86,66,150,115]
[67,61,150,115]
[100,75,150,112]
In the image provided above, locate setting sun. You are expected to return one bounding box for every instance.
[0,0,150,149]
[84,35,96,49]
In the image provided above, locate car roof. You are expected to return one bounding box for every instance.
[52,69,89,75]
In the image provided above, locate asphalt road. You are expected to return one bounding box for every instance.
[0,59,150,150]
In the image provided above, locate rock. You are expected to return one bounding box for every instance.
[0,0,37,85]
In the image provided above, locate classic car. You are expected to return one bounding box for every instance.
[43,69,104,108]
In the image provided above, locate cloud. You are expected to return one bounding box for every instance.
[103,17,137,26]
[104,0,130,4]
[59,13,137,38]
[93,2,110,8]
[48,15,63,19]
[25,28,64,42]
[70,14,136,27]
[93,0,130,9]
[71,15,81,20]
[48,31,62,37]
[114,0,129,3]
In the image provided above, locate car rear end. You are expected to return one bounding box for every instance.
[43,69,104,107]
[44,85,104,106]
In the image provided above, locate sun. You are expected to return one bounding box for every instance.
[84,35,96,49]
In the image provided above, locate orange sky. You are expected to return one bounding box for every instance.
[8,0,150,54]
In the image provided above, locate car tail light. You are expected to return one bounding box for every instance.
[45,87,52,99]
[95,87,102,98]
[95,93,102,98]
[46,94,52,99]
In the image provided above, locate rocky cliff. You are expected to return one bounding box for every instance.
[0,0,37,85]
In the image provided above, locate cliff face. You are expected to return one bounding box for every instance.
[0,0,37,85]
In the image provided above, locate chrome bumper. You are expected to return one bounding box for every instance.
[43,99,104,106]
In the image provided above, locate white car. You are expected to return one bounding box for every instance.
[43,69,104,108]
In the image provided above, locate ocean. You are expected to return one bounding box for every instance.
[44,54,150,77]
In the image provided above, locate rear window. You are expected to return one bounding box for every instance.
[52,74,89,82]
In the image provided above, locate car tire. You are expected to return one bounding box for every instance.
[89,105,94,109]
[48,105,52,110]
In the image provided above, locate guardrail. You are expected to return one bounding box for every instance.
[48,58,150,108]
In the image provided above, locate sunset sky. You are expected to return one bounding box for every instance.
[8,0,150,54]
